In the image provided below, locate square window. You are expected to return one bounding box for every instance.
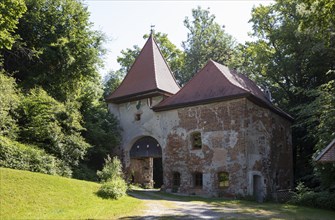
[191,132,202,149]
[135,113,141,121]
[218,172,229,188]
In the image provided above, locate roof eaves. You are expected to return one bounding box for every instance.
[106,89,173,104]
[153,93,249,112]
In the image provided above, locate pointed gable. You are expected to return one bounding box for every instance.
[106,35,180,103]
[154,60,293,121]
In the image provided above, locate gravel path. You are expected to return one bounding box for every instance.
[124,190,244,219]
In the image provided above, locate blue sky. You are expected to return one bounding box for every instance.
[84,0,273,76]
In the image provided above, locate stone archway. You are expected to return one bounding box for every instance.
[129,136,163,188]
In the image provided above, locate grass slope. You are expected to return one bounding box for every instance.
[0,168,143,219]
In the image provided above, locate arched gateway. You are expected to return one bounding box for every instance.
[129,136,163,188]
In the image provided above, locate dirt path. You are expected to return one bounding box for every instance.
[121,190,335,220]
[124,190,244,219]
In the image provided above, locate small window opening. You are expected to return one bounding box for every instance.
[194,172,203,188]
[135,113,141,121]
[191,132,202,149]
[173,172,181,187]
[147,97,153,107]
[218,172,229,188]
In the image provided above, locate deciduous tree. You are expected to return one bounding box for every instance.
[2,0,104,102]
[181,6,236,84]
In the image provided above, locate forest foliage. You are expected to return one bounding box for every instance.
[0,0,120,180]
[0,0,334,191]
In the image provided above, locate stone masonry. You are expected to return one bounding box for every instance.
[106,34,294,199]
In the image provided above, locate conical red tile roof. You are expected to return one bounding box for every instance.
[154,60,293,121]
[106,35,180,103]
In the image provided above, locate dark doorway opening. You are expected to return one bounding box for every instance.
[129,136,163,188]
[253,175,263,203]
[153,157,163,188]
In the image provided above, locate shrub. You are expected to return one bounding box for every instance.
[97,155,122,182]
[0,136,71,176]
[289,182,335,210]
[97,177,128,199]
[96,155,128,199]
[0,72,21,139]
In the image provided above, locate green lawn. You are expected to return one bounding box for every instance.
[2,167,335,220]
[0,168,143,219]
[154,191,335,220]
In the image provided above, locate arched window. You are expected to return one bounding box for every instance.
[218,172,229,188]
[172,172,180,187]
[191,132,202,149]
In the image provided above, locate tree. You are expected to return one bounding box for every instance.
[18,88,90,168]
[0,72,21,139]
[117,45,141,74]
[181,6,237,84]
[103,70,125,97]
[0,0,26,50]
[296,77,335,189]
[239,0,335,185]
[2,0,104,102]
[80,101,121,172]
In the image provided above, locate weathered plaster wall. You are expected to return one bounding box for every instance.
[164,99,248,196]
[244,99,293,198]
[129,158,153,187]
[108,96,293,198]
[108,95,179,175]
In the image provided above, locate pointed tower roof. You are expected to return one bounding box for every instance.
[154,60,293,121]
[106,35,180,103]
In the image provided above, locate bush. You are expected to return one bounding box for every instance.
[96,155,128,199]
[97,177,128,199]
[289,182,335,210]
[97,155,122,182]
[0,136,71,176]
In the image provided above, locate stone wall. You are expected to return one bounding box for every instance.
[108,96,293,198]
[163,99,248,196]
[244,99,293,198]
[129,158,153,188]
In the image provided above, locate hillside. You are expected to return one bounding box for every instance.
[0,168,143,219]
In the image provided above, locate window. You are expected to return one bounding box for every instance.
[173,172,180,187]
[147,97,153,107]
[135,113,141,121]
[218,172,229,188]
[191,132,202,149]
[194,172,203,188]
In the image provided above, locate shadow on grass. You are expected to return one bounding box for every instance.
[119,215,195,220]
[126,190,335,220]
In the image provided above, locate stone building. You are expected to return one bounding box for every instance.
[106,34,294,199]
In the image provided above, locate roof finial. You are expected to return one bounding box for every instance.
[150,25,155,35]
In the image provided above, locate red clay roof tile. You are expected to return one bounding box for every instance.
[106,35,180,103]
[154,60,293,121]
